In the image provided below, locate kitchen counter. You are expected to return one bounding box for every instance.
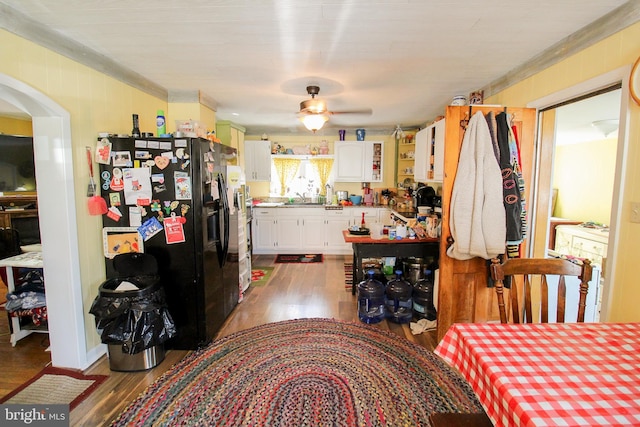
[254,202,389,209]
[343,230,439,294]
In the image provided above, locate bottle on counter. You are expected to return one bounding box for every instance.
[385,270,413,324]
[357,270,386,324]
[156,110,166,135]
[131,114,141,137]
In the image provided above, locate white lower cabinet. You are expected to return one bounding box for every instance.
[253,210,277,251]
[325,209,352,254]
[302,215,326,251]
[275,217,302,250]
[252,207,387,254]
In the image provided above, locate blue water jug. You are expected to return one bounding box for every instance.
[385,270,413,324]
[357,270,386,324]
[412,269,437,321]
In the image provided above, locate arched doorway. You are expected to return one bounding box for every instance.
[0,74,86,369]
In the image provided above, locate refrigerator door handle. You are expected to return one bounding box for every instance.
[219,174,230,264]
[213,175,225,268]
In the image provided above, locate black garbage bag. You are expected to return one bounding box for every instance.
[89,276,176,355]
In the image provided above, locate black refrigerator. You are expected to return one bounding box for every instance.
[98,136,239,349]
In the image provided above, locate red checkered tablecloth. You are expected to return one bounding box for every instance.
[434,323,640,426]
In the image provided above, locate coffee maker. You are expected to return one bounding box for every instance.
[413,185,436,209]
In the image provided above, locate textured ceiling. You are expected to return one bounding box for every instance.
[0,0,631,136]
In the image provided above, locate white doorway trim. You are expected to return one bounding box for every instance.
[0,74,87,369]
[527,66,632,322]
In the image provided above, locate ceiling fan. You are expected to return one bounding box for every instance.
[298,85,372,132]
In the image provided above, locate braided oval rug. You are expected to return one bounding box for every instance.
[111,318,482,426]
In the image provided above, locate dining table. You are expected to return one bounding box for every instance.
[434,322,640,427]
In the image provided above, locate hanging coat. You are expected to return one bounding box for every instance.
[447,111,506,260]
[496,112,524,244]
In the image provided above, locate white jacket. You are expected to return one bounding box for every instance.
[446,111,505,260]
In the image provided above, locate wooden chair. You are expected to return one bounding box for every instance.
[489,257,593,323]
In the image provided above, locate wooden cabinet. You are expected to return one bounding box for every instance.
[244,140,272,181]
[414,119,445,182]
[436,105,537,342]
[0,195,40,248]
[335,141,383,182]
[216,120,245,151]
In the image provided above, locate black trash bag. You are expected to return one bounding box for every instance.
[89,277,176,355]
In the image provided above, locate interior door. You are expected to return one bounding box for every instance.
[437,105,537,341]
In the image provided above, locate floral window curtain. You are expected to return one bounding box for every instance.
[310,158,334,195]
[272,157,301,196]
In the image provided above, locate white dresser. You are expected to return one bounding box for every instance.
[554,225,609,268]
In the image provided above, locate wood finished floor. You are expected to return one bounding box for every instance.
[1,254,438,426]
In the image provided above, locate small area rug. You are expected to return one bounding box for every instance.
[275,253,323,263]
[0,366,107,410]
[110,318,483,426]
[344,262,353,290]
[250,266,274,286]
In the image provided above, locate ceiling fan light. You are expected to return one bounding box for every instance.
[300,98,327,114]
[302,114,328,132]
[591,119,619,138]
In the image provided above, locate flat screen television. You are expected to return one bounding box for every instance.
[0,134,36,192]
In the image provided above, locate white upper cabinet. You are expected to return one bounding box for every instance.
[244,140,272,181]
[334,141,383,182]
[414,119,445,182]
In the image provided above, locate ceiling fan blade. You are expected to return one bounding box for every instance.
[329,108,373,115]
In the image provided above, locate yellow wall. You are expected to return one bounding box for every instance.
[553,138,617,224]
[168,102,216,134]
[0,29,172,351]
[244,133,398,197]
[0,116,32,135]
[486,22,640,322]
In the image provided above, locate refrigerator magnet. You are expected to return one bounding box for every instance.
[106,206,123,222]
[129,207,142,227]
[96,138,112,164]
[154,155,170,170]
[110,168,124,191]
[174,171,192,200]
[109,193,121,207]
[164,214,186,244]
[138,216,163,241]
[113,151,132,167]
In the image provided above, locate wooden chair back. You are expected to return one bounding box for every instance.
[489,257,593,323]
